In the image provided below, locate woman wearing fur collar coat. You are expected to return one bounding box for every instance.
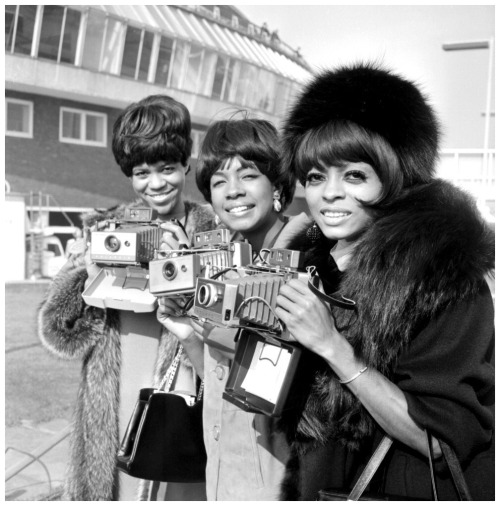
[275,64,494,500]
[38,95,216,500]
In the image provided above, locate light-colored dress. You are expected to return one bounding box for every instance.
[201,213,311,500]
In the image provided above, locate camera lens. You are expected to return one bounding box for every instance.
[104,235,120,252]
[163,261,177,280]
[197,284,218,307]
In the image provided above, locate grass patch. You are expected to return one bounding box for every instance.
[5,282,80,427]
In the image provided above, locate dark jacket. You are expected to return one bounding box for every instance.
[279,180,495,500]
[38,200,216,500]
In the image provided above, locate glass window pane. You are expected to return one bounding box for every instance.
[7,102,29,133]
[138,30,154,81]
[184,43,203,93]
[85,115,104,142]
[254,70,277,112]
[13,5,37,55]
[211,55,228,100]
[60,8,81,64]
[121,25,141,78]
[170,40,188,89]
[38,5,64,61]
[101,18,123,74]
[235,63,251,105]
[82,10,106,71]
[223,59,239,103]
[155,35,174,86]
[62,110,81,139]
[5,5,17,51]
[199,50,218,97]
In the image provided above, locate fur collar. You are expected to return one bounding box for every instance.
[281,179,494,448]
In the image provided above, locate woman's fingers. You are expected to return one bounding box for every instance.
[160,222,190,250]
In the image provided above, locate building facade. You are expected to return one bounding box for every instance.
[5,4,312,278]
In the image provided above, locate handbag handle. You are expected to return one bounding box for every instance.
[158,345,184,392]
[157,345,204,402]
[346,430,471,500]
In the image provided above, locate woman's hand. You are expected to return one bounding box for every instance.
[159,221,190,251]
[275,278,342,362]
[157,296,198,344]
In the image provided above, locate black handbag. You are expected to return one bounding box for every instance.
[318,431,472,501]
[116,345,207,483]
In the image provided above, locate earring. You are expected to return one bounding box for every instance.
[214,215,221,226]
[306,222,322,243]
[273,193,282,213]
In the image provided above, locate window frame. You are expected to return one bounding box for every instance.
[5,98,34,138]
[59,106,107,147]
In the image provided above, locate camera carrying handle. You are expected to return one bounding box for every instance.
[307,272,356,311]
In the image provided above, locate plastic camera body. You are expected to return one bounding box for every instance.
[193,248,307,340]
[90,208,163,266]
[149,229,252,297]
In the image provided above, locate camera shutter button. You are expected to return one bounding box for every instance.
[214,365,225,380]
[213,425,221,441]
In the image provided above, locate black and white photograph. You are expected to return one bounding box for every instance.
[5,3,495,501]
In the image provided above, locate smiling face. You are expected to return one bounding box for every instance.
[305,161,383,249]
[209,157,277,235]
[131,160,187,218]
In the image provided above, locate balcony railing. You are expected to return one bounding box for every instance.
[437,149,495,202]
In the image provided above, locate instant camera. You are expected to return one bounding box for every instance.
[82,208,163,312]
[149,229,252,297]
[193,248,309,416]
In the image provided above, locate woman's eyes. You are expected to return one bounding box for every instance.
[305,171,325,183]
[345,170,367,182]
[306,170,368,184]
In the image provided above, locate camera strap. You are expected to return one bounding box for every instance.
[307,270,356,311]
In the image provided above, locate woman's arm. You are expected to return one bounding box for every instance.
[157,297,205,377]
[275,278,441,458]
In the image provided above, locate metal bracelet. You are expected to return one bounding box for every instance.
[339,366,368,385]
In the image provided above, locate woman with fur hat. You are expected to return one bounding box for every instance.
[38,94,216,500]
[274,63,494,500]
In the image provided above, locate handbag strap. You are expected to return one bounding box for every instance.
[347,430,471,501]
[158,345,184,392]
[348,435,393,500]
[438,438,472,500]
[157,344,205,401]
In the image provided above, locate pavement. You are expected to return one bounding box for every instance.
[5,418,71,501]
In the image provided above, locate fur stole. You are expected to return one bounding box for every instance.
[38,199,216,500]
[279,179,494,452]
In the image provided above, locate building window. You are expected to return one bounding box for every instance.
[155,35,174,86]
[121,26,154,81]
[6,98,33,138]
[81,9,107,71]
[6,5,38,55]
[184,43,203,93]
[191,129,206,159]
[38,5,65,61]
[60,107,107,147]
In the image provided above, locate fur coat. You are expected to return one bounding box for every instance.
[38,199,216,501]
[279,179,495,499]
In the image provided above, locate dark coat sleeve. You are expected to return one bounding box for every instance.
[395,280,494,465]
[38,264,112,359]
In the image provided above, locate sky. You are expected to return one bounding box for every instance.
[236,4,495,149]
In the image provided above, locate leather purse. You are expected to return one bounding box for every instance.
[318,431,472,501]
[116,346,207,483]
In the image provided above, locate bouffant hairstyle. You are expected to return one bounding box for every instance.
[112,94,192,177]
[196,118,296,210]
[282,62,441,205]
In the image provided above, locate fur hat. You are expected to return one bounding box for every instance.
[282,62,441,187]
